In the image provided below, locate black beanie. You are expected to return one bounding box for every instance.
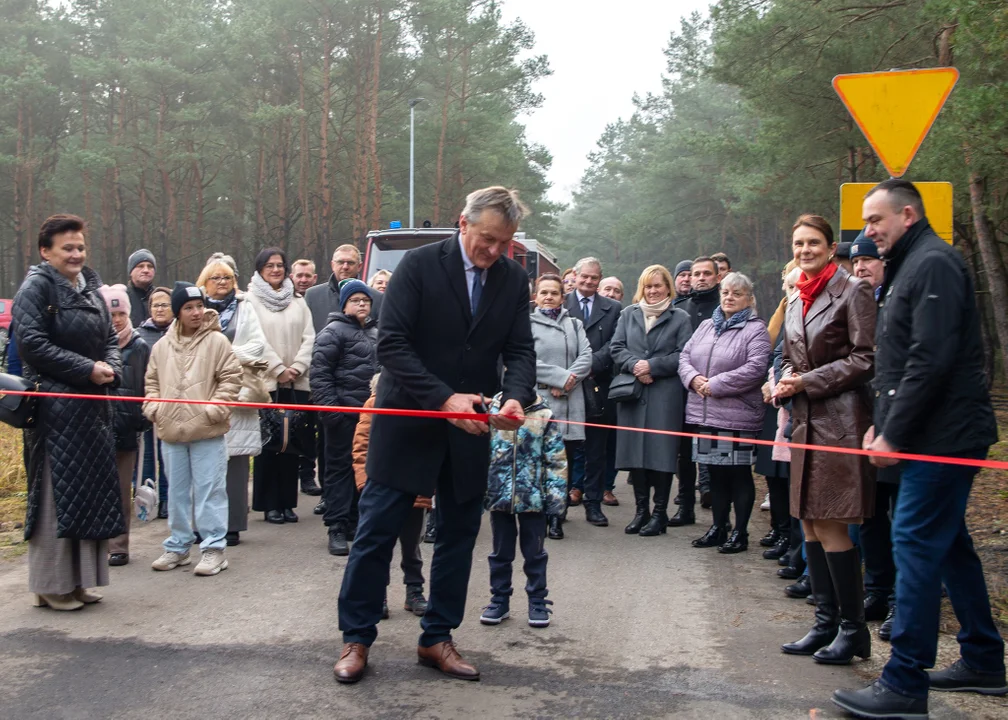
[171,281,204,316]
[674,260,693,277]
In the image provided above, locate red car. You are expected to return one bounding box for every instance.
[0,298,11,342]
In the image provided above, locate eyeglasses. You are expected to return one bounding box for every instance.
[208,275,233,283]
[346,298,372,306]
[151,303,171,310]
[334,260,358,267]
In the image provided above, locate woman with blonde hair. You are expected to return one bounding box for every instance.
[610,265,692,536]
[196,255,268,545]
[368,269,391,293]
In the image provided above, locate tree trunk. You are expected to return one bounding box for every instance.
[955,224,996,386]
[433,39,454,225]
[81,79,93,225]
[965,166,1008,383]
[368,6,383,232]
[297,46,311,256]
[256,129,267,241]
[276,120,288,248]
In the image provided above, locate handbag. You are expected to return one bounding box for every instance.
[582,378,604,419]
[0,372,38,428]
[607,373,642,403]
[259,386,314,457]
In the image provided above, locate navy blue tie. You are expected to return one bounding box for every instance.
[471,270,483,315]
[581,296,589,319]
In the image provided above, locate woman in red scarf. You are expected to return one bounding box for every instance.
[774,214,877,666]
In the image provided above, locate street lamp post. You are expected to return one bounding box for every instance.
[409,98,424,228]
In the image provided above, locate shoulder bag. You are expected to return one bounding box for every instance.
[0,372,38,428]
[607,372,642,404]
[259,385,314,457]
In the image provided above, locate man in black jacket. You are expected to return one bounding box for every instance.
[563,257,620,531]
[334,187,536,685]
[126,248,157,328]
[833,179,1006,718]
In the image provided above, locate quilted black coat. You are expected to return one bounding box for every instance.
[309,312,378,422]
[112,331,151,451]
[13,263,126,541]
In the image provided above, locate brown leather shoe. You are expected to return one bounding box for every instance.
[568,488,583,506]
[333,642,369,684]
[417,640,480,681]
[602,491,619,506]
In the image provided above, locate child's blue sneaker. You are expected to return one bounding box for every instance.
[479,598,510,625]
[528,598,553,628]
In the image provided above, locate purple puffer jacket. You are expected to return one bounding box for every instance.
[679,316,771,432]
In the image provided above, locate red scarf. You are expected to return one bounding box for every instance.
[795,262,838,317]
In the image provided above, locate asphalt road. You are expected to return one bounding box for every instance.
[0,483,1001,720]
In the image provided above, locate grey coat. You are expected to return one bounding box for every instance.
[610,304,693,473]
[530,309,592,441]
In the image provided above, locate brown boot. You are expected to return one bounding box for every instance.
[333,642,369,684]
[417,640,480,681]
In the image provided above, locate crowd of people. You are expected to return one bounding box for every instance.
[6,179,1005,715]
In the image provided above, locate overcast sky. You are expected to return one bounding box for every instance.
[498,0,710,204]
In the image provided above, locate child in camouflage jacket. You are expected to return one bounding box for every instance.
[480,392,567,628]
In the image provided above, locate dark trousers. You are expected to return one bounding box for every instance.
[488,511,548,601]
[339,459,483,647]
[677,428,697,511]
[861,481,899,603]
[881,457,1005,699]
[709,464,755,537]
[568,441,585,493]
[298,411,319,488]
[604,429,617,492]
[766,475,790,534]
[581,424,608,508]
[251,449,299,512]
[316,422,327,488]
[322,415,360,530]
[398,506,425,587]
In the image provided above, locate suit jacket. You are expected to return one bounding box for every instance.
[365,234,536,502]
[563,292,620,388]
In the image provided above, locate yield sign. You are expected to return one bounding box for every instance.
[832,68,959,177]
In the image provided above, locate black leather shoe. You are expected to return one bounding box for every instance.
[547,515,564,540]
[157,503,169,520]
[717,529,748,554]
[300,480,323,496]
[759,528,781,547]
[225,531,240,546]
[313,499,326,515]
[785,575,811,598]
[699,491,711,509]
[265,510,285,524]
[928,658,1008,695]
[763,535,790,560]
[668,507,695,527]
[864,593,890,622]
[639,510,669,536]
[692,524,730,548]
[778,565,803,580]
[108,553,129,566]
[832,681,928,719]
[879,605,895,641]
[283,508,298,523]
[328,528,349,556]
[585,505,609,527]
[381,596,390,620]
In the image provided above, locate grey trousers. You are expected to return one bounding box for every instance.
[108,450,138,555]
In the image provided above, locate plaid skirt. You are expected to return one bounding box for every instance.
[692,426,757,466]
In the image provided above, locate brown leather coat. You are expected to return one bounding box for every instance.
[782,267,876,520]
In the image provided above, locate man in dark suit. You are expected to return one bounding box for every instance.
[563,257,620,531]
[333,187,536,684]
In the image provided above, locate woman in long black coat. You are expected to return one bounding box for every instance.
[12,214,124,611]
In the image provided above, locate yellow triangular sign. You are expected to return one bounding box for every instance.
[832,68,959,177]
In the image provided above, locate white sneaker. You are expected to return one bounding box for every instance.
[193,548,228,576]
[152,550,191,571]
[760,493,771,511]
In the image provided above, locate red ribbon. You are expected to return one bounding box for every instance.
[2,388,1006,470]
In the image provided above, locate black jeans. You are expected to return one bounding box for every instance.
[339,458,483,647]
[708,464,755,537]
[860,481,899,603]
[252,451,299,512]
[488,511,548,601]
[397,506,425,587]
[298,411,319,488]
[677,428,697,511]
[322,415,359,530]
[766,475,790,534]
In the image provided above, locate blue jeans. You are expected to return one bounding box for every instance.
[161,437,229,553]
[881,456,1005,699]
[142,429,168,507]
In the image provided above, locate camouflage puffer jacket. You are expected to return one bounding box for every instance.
[485,393,567,516]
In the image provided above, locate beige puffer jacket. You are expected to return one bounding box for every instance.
[143,309,243,443]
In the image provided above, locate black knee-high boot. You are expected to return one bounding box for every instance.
[763,476,792,559]
[781,541,838,655]
[814,548,871,664]
[624,471,651,534]
[639,472,671,536]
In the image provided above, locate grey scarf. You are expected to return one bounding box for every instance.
[249,272,294,312]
